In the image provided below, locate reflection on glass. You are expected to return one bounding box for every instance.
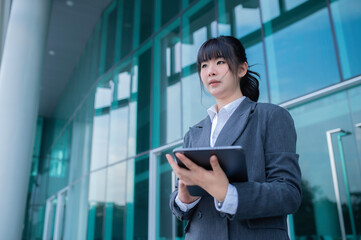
[289,90,361,239]
[217,0,268,102]
[260,0,280,22]
[90,114,110,170]
[108,107,129,164]
[285,0,307,11]
[154,23,182,147]
[116,68,131,100]
[330,0,361,79]
[181,0,216,133]
[94,82,113,109]
[91,81,113,170]
[261,0,340,103]
[87,170,106,240]
[63,179,89,239]
[182,73,215,134]
[182,0,216,70]
[105,162,127,240]
[48,124,72,196]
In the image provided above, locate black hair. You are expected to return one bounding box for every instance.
[197,36,260,102]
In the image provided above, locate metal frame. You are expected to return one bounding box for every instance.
[148,140,183,240]
[280,75,361,109]
[42,187,69,240]
[326,128,347,240]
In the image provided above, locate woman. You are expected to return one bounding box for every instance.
[166,36,302,239]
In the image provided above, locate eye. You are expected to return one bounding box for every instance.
[201,63,207,68]
[217,60,226,65]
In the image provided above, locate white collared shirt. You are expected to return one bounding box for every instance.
[207,96,245,147]
[175,96,245,215]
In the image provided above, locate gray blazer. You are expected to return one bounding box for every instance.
[170,97,302,240]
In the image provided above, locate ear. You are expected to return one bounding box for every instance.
[237,62,248,78]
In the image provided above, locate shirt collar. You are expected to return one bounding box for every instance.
[207,96,246,121]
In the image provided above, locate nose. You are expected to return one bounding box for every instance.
[208,64,216,76]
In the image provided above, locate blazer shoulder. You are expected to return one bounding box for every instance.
[256,102,291,118]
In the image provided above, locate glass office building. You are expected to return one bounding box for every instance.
[17,0,361,239]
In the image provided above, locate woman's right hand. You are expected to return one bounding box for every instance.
[166,154,200,204]
[178,179,200,204]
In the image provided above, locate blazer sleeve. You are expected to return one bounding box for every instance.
[169,130,199,221]
[229,106,302,220]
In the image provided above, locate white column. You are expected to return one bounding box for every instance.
[0,0,51,239]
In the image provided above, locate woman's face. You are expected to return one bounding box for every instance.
[200,57,243,101]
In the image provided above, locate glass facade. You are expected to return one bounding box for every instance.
[23,0,361,239]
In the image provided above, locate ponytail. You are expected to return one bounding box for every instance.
[240,69,260,102]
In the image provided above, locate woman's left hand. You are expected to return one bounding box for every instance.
[166,153,229,202]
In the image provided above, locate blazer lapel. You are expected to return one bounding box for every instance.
[214,97,256,147]
[189,117,212,147]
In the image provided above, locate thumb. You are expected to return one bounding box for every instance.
[210,155,221,172]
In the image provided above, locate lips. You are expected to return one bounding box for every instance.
[209,80,221,86]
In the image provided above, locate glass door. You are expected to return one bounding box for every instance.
[290,85,361,240]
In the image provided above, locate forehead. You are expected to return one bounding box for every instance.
[198,40,232,63]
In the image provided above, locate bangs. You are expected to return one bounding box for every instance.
[197,38,235,72]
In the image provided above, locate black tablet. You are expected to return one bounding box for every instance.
[173,146,247,196]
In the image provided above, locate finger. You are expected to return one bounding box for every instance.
[176,153,199,170]
[166,154,180,172]
[210,155,222,172]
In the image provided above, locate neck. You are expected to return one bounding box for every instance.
[215,92,244,112]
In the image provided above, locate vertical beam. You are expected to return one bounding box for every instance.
[0,0,51,239]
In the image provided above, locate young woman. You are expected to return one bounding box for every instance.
[166,36,302,239]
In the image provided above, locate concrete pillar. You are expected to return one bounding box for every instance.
[0,0,51,239]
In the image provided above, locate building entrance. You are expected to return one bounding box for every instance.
[290,85,361,240]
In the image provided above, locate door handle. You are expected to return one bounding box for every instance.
[326,128,350,240]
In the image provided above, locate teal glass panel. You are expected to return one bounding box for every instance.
[105,161,127,240]
[68,103,90,182]
[182,0,198,9]
[133,155,149,240]
[119,0,134,58]
[47,123,72,196]
[284,0,307,11]
[63,179,89,239]
[181,0,216,133]
[155,147,185,240]
[125,158,135,240]
[260,0,340,103]
[87,169,107,240]
[90,79,113,170]
[104,2,117,72]
[289,90,361,239]
[161,0,180,26]
[22,205,46,240]
[153,20,182,148]
[217,0,268,102]
[330,0,361,79]
[31,117,43,176]
[139,0,154,44]
[108,63,132,164]
[135,47,152,154]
